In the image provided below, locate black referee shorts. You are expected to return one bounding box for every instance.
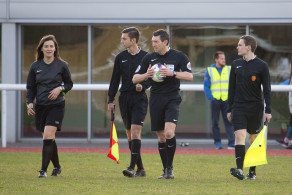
[231,102,264,134]
[149,93,182,132]
[35,101,65,132]
[118,92,148,130]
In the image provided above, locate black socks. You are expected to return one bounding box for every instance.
[249,166,256,173]
[158,142,167,170]
[41,139,54,172]
[166,137,176,168]
[51,140,60,169]
[128,140,144,170]
[235,145,245,170]
[129,139,141,169]
[158,137,177,170]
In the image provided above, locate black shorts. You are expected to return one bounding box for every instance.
[118,92,148,130]
[231,102,264,134]
[35,101,65,132]
[149,93,182,131]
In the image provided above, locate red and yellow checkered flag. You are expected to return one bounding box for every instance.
[107,110,119,164]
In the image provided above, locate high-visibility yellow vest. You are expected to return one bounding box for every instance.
[207,65,231,101]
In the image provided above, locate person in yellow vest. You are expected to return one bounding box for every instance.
[204,51,235,149]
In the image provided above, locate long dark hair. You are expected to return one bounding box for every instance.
[36,35,60,61]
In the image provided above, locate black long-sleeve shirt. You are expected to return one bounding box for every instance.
[26,59,73,105]
[227,57,271,113]
[108,49,149,103]
[137,49,192,95]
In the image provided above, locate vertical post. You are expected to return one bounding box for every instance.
[246,25,250,35]
[2,90,7,147]
[205,100,210,138]
[87,25,92,142]
[166,25,171,48]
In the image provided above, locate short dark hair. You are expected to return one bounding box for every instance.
[36,34,60,61]
[153,29,170,45]
[213,51,225,60]
[122,27,140,43]
[240,35,257,53]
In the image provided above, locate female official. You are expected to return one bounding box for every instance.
[26,35,73,178]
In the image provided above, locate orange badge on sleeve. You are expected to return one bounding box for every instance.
[251,76,256,81]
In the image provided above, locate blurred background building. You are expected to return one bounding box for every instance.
[1,0,292,143]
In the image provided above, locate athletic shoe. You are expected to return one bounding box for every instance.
[158,169,166,179]
[227,143,235,149]
[51,166,62,176]
[135,168,146,177]
[165,167,174,179]
[215,142,223,149]
[122,167,134,177]
[38,170,47,178]
[276,139,288,147]
[230,168,244,180]
[246,171,256,180]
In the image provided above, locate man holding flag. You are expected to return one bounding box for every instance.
[108,27,149,177]
[227,35,272,180]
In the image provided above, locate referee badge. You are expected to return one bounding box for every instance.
[135,65,141,73]
[251,75,256,81]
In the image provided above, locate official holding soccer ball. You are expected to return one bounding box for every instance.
[133,29,193,179]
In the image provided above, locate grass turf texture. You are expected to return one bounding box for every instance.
[0,152,291,194]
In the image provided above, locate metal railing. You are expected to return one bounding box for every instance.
[1,84,292,147]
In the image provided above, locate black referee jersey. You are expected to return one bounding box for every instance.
[227,57,271,113]
[108,49,149,103]
[137,49,192,95]
[26,59,73,106]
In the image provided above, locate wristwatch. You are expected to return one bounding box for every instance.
[60,86,65,91]
[173,71,177,77]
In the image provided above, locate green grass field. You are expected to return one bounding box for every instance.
[0,152,291,194]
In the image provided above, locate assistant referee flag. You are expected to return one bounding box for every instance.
[107,111,119,164]
[243,122,268,168]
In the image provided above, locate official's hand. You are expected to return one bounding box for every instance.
[227,112,231,122]
[145,64,155,78]
[264,113,272,123]
[158,63,171,77]
[27,103,35,116]
[48,87,62,100]
[136,84,143,92]
[108,103,115,113]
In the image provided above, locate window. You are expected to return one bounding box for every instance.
[250,25,292,136]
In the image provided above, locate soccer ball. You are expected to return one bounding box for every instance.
[151,64,166,82]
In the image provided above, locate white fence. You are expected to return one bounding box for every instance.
[1,84,292,147]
